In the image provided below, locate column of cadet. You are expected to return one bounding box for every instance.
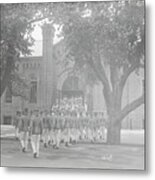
[13,97,107,158]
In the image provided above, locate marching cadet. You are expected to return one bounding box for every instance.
[90,113,96,142]
[100,113,106,142]
[78,112,84,140]
[49,111,56,147]
[59,111,66,144]
[88,114,94,143]
[30,109,43,158]
[70,111,77,144]
[74,112,80,143]
[69,111,74,144]
[54,112,62,149]
[28,110,33,142]
[42,110,51,148]
[18,109,30,152]
[98,112,104,141]
[52,111,57,148]
[87,113,93,142]
[95,113,101,141]
[82,111,88,140]
[64,111,71,147]
[13,111,21,140]
[85,112,90,140]
[47,110,52,145]
[93,112,99,142]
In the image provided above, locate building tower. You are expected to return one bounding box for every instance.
[38,24,56,109]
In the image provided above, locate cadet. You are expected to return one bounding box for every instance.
[30,109,43,158]
[13,111,21,140]
[74,113,80,143]
[59,111,66,144]
[42,110,51,148]
[49,111,56,147]
[99,113,106,141]
[87,113,93,142]
[95,114,101,141]
[54,112,62,149]
[69,112,74,144]
[70,111,77,144]
[18,109,30,152]
[64,112,71,147]
[91,113,96,142]
[82,112,87,140]
[78,112,84,140]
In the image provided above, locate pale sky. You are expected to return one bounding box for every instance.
[29,7,91,57]
[29,24,63,57]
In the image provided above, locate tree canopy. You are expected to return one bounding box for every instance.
[0,2,62,96]
[58,0,145,144]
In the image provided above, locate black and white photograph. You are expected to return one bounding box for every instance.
[0,0,145,170]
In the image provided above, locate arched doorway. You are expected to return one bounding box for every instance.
[57,76,84,104]
[62,76,84,98]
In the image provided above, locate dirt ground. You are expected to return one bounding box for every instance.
[1,138,144,170]
[0,125,145,170]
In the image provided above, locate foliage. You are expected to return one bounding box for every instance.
[63,1,144,82]
[59,0,145,144]
[0,2,61,96]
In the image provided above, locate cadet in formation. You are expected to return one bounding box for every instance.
[13,111,21,140]
[18,109,30,152]
[30,109,43,158]
[13,107,106,158]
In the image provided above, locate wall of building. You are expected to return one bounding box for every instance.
[1,90,21,124]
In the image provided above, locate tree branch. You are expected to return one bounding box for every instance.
[116,94,144,124]
[120,64,137,88]
[120,62,144,89]
[90,44,111,93]
[27,15,53,25]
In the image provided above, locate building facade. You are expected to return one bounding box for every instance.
[0,24,144,129]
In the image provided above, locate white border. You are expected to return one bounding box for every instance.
[0,0,155,179]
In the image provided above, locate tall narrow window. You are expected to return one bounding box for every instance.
[5,86,12,103]
[30,81,37,103]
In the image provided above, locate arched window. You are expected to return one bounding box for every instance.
[62,76,79,91]
[5,85,12,103]
[61,76,83,98]
[29,81,37,103]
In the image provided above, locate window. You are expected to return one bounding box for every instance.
[5,86,12,103]
[16,64,19,71]
[3,116,12,125]
[23,63,26,69]
[62,76,79,91]
[30,81,37,103]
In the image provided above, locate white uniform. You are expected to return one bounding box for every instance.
[18,114,30,152]
[30,114,43,158]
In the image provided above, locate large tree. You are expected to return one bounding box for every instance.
[0,2,64,97]
[61,1,145,144]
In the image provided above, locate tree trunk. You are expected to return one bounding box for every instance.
[107,120,121,145]
[105,89,122,145]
